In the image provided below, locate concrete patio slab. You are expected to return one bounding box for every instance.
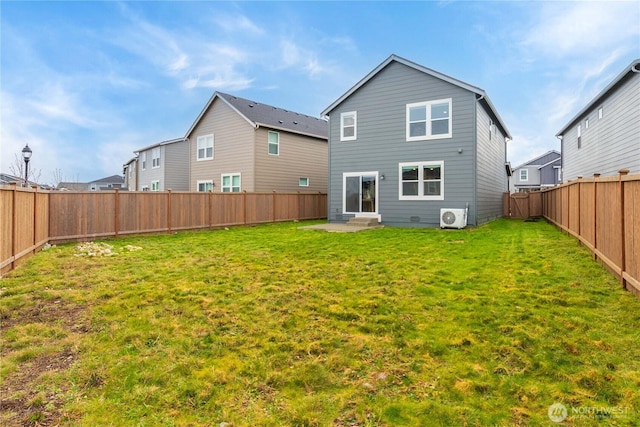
[298,223,384,233]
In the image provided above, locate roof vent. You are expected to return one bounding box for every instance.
[293,121,298,125]
[249,104,254,108]
[278,120,283,124]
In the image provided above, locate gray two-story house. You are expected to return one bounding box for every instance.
[321,55,511,227]
[135,137,189,191]
[511,150,561,192]
[557,58,640,181]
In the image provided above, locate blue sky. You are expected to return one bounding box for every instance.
[1,1,639,184]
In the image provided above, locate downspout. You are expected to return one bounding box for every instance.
[556,135,563,183]
[473,94,485,225]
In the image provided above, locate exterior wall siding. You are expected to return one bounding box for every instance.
[164,141,189,191]
[328,61,477,227]
[475,103,507,224]
[138,148,164,190]
[563,72,640,181]
[254,128,328,193]
[189,99,255,192]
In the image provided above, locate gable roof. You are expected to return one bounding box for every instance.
[556,58,640,136]
[321,54,511,138]
[185,92,328,140]
[91,175,124,184]
[513,150,561,170]
[135,137,187,154]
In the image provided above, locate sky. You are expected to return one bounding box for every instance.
[1,1,639,185]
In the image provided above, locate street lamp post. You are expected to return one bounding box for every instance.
[22,144,32,187]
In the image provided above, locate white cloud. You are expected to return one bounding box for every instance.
[520,1,639,59]
[214,14,264,35]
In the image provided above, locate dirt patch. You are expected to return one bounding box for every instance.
[1,299,88,426]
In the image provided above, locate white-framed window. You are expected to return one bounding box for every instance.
[151,180,160,191]
[141,152,147,170]
[197,180,214,192]
[520,169,528,181]
[406,98,452,141]
[598,106,603,119]
[577,124,582,149]
[340,111,357,141]
[90,183,97,191]
[398,161,444,200]
[152,148,161,168]
[585,118,589,129]
[299,177,309,187]
[268,131,279,155]
[197,134,214,160]
[221,174,241,192]
[141,185,149,191]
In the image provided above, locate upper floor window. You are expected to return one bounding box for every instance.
[577,124,582,149]
[520,169,528,181]
[152,148,161,168]
[197,180,213,192]
[197,135,214,160]
[398,161,444,200]
[598,106,603,119]
[340,111,357,141]
[141,152,147,170]
[268,131,279,155]
[406,99,452,141]
[222,174,241,192]
[585,118,589,129]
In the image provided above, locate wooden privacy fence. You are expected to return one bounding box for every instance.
[542,170,640,297]
[0,184,327,276]
[503,191,543,218]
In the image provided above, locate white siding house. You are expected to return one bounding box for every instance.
[557,59,640,181]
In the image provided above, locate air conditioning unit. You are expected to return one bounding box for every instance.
[440,208,467,229]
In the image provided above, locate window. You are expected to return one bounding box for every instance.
[152,148,160,168]
[577,124,582,149]
[141,152,147,170]
[340,111,357,141]
[197,135,214,160]
[221,174,241,192]
[398,161,444,200]
[520,169,528,181]
[268,131,279,155]
[406,99,452,141]
[299,177,309,187]
[585,118,589,129]
[90,183,97,191]
[141,186,149,191]
[151,180,160,191]
[197,180,214,192]
[598,106,603,119]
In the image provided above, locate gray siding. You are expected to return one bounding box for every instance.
[475,103,507,224]
[189,98,255,192]
[254,127,328,193]
[328,61,478,227]
[563,72,640,181]
[164,141,189,191]
[540,161,561,186]
[138,148,163,190]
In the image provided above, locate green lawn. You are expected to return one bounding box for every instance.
[1,219,639,426]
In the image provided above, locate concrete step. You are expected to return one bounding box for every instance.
[346,217,379,227]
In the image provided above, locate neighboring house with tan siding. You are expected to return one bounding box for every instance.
[557,59,640,181]
[134,138,189,191]
[185,92,328,193]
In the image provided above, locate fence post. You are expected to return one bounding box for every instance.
[10,182,17,272]
[577,177,582,236]
[167,189,172,233]
[593,173,600,260]
[32,185,38,249]
[272,191,276,222]
[243,190,247,225]
[619,169,629,288]
[114,189,119,238]
[208,190,213,229]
